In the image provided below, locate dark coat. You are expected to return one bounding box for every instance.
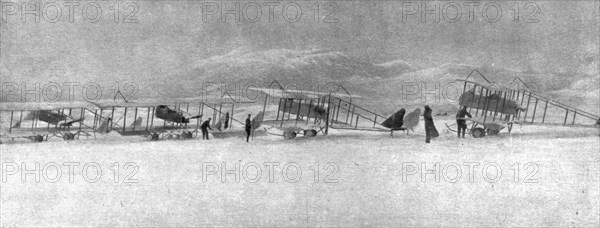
[456,108,472,119]
[245,117,252,130]
[424,106,439,138]
[201,120,212,130]
[456,107,472,125]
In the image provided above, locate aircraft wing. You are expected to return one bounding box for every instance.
[89,100,161,108]
[247,87,309,99]
[248,87,360,100]
[144,96,248,104]
[0,128,65,137]
[0,101,98,111]
[90,98,201,109]
[283,88,359,99]
[89,95,254,109]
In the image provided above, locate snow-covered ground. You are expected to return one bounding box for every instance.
[1,118,599,227]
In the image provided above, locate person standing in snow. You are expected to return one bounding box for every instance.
[201,118,212,140]
[245,114,252,143]
[456,106,472,138]
[423,105,439,143]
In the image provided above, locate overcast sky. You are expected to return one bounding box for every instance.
[1,1,598,83]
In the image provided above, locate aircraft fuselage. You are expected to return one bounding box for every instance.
[279,99,328,120]
[155,105,189,123]
[38,110,69,125]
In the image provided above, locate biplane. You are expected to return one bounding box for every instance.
[443,85,525,138]
[87,93,252,141]
[247,85,338,139]
[0,101,99,142]
[445,70,600,138]
[247,80,421,139]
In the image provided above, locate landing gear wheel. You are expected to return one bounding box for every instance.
[63,133,75,140]
[174,134,181,139]
[283,131,297,140]
[472,127,486,138]
[35,135,44,142]
[186,131,193,139]
[150,133,160,141]
[486,129,500,136]
[303,129,317,137]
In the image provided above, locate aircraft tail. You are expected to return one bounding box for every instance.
[213,117,223,131]
[381,108,406,130]
[402,108,421,130]
[251,111,265,131]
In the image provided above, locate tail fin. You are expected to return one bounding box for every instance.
[251,111,265,131]
[403,108,421,129]
[213,117,223,131]
[382,108,406,130]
